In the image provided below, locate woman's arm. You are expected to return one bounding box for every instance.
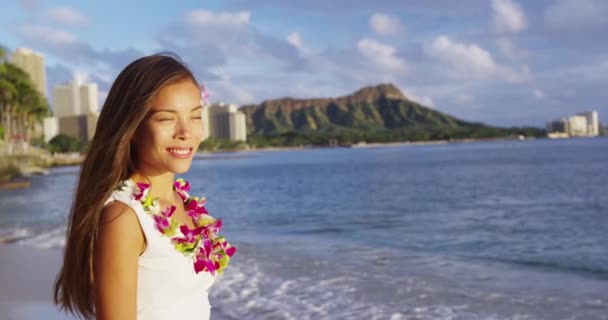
[94,202,144,320]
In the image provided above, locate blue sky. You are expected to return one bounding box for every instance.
[1,0,607,127]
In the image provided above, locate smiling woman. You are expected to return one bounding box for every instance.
[133,81,204,175]
[52,53,235,320]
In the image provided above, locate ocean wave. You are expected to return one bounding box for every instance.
[0,226,66,249]
[472,255,608,280]
[0,227,32,244]
[208,246,601,320]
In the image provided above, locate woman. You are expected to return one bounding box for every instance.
[53,54,235,320]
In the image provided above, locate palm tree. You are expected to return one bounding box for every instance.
[0,47,50,153]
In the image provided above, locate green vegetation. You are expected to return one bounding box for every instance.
[198,137,248,152]
[0,46,50,148]
[48,134,84,154]
[246,126,545,148]
[240,83,546,148]
[0,163,20,182]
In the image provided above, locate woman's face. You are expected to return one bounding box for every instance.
[133,79,203,175]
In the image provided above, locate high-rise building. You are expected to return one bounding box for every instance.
[43,117,59,143]
[53,81,99,117]
[80,83,99,114]
[11,48,47,96]
[53,82,81,117]
[205,103,247,141]
[567,115,588,137]
[578,110,599,137]
[228,111,247,141]
[546,119,568,133]
[58,112,100,143]
[547,110,601,138]
[201,105,211,141]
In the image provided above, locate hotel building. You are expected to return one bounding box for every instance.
[11,48,47,97]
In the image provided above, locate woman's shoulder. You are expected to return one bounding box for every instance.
[101,200,137,224]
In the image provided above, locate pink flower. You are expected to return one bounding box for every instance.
[134,182,150,201]
[174,179,191,201]
[200,83,210,106]
[186,198,209,219]
[173,225,205,244]
[154,205,175,233]
[225,246,236,257]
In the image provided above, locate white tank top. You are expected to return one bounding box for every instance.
[104,189,216,320]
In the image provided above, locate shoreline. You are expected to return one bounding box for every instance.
[0,152,83,188]
[1,137,535,186]
[197,135,540,155]
[2,134,586,184]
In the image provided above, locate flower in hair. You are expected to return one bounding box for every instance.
[200,83,210,106]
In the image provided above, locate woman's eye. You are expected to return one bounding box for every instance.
[158,118,174,122]
[191,116,203,120]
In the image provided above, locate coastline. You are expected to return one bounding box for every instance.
[1,136,538,186]
[197,135,539,155]
[0,152,83,189]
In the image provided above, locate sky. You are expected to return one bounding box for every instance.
[1,0,607,127]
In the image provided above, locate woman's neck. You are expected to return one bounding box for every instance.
[130,171,176,203]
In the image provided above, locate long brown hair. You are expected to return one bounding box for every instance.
[53,53,199,319]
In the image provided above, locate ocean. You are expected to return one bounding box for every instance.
[1,137,607,319]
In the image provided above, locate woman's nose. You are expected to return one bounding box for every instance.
[175,118,192,140]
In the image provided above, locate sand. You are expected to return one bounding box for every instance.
[0,244,228,320]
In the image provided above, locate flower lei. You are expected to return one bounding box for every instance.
[116,178,236,275]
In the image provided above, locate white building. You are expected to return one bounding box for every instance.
[547,110,601,138]
[204,103,247,142]
[578,110,599,137]
[11,48,47,97]
[43,117,59,143]
[567,115,588,137]
[53,81,99,117]
[201,105,211,141]
[80,83,99,114]
[229,111,247,142]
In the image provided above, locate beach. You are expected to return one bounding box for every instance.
[0,245,230,320]
[1,138,607,319]
[0,245,72,320]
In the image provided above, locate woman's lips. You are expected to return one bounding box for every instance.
[166,148,193,159]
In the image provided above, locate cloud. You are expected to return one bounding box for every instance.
[20,24,79,46]
[425,35,530,83]
[496,37,528,60]
[453,93,475,106]
[72,69,90,84]
[533,89,544,99]
[287,32,303,50]
[17,0,39,13]
[18,23,145,68]
[155,9,309,104]
[492,0,527,34]
[357,38,408,74]
[185,10,250,30]
[405,90,434,107]
[369,13,404,36]
[49,7,89,26]
[544,0,608,32]
[172,9,300,68]
[286,32,313,56]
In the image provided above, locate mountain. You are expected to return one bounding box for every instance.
[239,83,486,136]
